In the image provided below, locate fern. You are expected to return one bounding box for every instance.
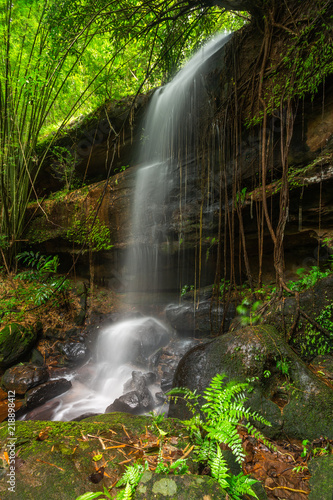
[116,482,133,500]
[226,473,259,500]
[209,446,230,489]
[168,373,275,499]
[116,462,146,489]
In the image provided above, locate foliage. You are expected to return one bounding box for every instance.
[15,251,70,306]
[0,0,114,265]
[245,1,333,126]
[181,284,194,297]
[155,457,189,475]
[168,373,274,498]
[66,209,112,253]
[50,146,79,190]
[236,299,262,326]
[0,251,70,324]
[287,266,332,293]
[275,357,291,377]
[115,462,148,500]
[75,486,113,500]
[299,303,333,357]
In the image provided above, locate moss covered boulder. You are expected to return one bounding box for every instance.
[169,325,333,440]
[0,324,38,370]
[0,413,190,500]
[308,455,333,500]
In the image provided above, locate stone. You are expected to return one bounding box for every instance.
[308,455,333,500]
[1,364,49,395]
[105,387,154,415]
[25,378,72,409]
[29,349,45,366]
[20,399,62,421]
[165,300,236,336]
[123,371,156,393]
[0,323,38,369]
[168,325,333,440]
[135,471,227,499]
[57,342,89,364]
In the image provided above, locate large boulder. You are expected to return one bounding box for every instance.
[0,323,39,369]
[1,364,49,395]
[168,325,333,440]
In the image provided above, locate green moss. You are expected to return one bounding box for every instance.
[0,323,37,369]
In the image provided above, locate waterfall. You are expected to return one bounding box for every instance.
[126,32,232,295]
[22,32,232,422]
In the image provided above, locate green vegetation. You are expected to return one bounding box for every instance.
[246,1,333,127]
[236,299,262,326]
[299,303,333,357]
[0,251,69,324]
[168,373,274,499]
[287,266,332,293]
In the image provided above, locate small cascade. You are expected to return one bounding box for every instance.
[126,32,232,295]
[24,318,171,421]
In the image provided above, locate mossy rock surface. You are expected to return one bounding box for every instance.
[0,324,38,369]
[135,471,227,499]
[0,413,188,500]
[308,455,333,500]
[169,325,333,440]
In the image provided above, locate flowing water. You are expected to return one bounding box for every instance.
[125,31,232,294]
[24,32,231,421]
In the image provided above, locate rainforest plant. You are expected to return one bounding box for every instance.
[168,373,274,498]
[15,251,70,306]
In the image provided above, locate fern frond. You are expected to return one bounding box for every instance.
[116,482,133,500]
[226,473,259,500]
[204,423,245,464]
[196,438,216,463]
[245,423,277,452]
[116,463,145,488]
[209,446,230,489]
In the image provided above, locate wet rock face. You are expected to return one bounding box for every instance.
[1,364,49,395]
[57,342,89,365]
[25,379,72,409]
[106,370,156,415]
[165,300,236,336]
[168,325,333,441]
[130,319,171,365]
[105,387,154,415]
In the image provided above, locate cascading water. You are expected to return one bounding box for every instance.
[23,32,231,421]
[126,32,232,295]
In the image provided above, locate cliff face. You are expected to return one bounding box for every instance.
[28,2,333,290]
